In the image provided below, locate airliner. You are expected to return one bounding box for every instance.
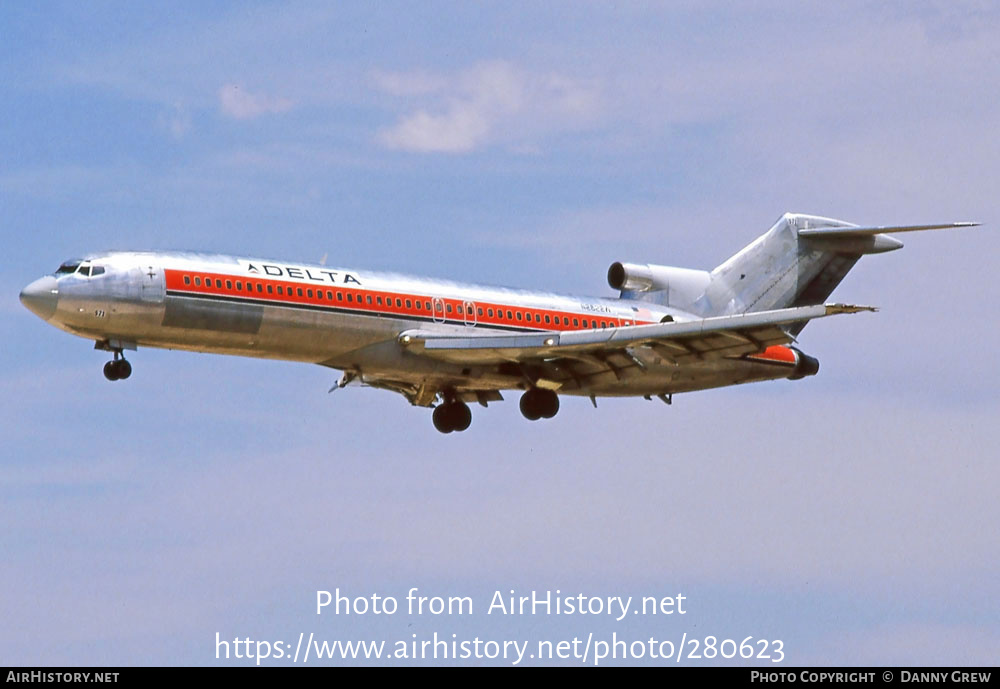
[20,213,974,433]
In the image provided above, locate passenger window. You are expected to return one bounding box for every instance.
[184,275,191,285]
[226,280,232,289]
[326,291,332,300]
[317,291,323,300]
[506,310,513,319]
[488,308,494,317]
[446,304,453,313]
[396,298,402,307]
[337,292,343,301]
[216,279,223,288]
[267,285,273,294]
[236,281,243,291]
[347,293,353,302]
[573,318,579,327]
[457,305,463,314]
[297,288,303,297]
[278,286,284,295]
[257,284,263,293]
[405,299,412,309]
[425,301,431,310]
[307,289,314,298]
[478,307,483,316]
[377,296,383,305]
[516,312,522,321]
[545,315,550,324]
[195,277,201,286]
[367,295,372,305]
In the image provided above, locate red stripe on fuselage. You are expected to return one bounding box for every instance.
[163,268,657,332]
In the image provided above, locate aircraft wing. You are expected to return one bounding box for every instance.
[399,303,874,366]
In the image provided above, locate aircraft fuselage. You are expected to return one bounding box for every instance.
[20,250,806,412]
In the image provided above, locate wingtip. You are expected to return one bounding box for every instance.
[825,303,878,314]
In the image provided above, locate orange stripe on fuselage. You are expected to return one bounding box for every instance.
[163,268,658,332]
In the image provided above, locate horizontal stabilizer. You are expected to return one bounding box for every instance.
[798,222,978,238]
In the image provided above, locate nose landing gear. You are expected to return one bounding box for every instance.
[103,352,132,381]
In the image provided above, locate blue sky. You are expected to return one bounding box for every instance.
[2,2,998,666]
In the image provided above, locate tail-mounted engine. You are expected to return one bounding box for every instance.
[788,348,820,380]
[607,262,711,309]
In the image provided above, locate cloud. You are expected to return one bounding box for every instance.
[376,61,601,153]
[218,84,294,120]
[156,103,191,139]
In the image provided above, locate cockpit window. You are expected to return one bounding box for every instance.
[54,260,105,278]
[55,260,83,275]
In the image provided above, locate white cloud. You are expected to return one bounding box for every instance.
[218,83,294,120]
[376,61,601,153]
[379,105,493,154]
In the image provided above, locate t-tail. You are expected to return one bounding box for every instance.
[610,212,977,333]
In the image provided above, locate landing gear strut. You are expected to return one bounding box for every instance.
[432,397,472,434]
[519,388,559,421]
[103,351,132,381]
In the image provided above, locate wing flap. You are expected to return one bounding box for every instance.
[400,303,874,365]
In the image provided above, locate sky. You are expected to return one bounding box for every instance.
[2,1,998,667]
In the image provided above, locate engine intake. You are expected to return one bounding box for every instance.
[607,262,711,308]
[607,262,655,291]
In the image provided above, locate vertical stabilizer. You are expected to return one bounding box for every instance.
[693,213,975,332]
[694,214,887,326]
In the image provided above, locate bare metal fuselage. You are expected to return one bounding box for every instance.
[22,250,803,402]
[22,213,973,431]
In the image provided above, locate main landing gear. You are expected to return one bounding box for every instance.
[103,352,132,381]
[430,388,560,433]
[519,388,559,421]
[432,400,472,434]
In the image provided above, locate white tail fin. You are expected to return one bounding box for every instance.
[694,213,977,324]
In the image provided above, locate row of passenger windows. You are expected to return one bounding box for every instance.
[180,273,615,328]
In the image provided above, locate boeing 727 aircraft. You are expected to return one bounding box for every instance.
[20,213,974,432]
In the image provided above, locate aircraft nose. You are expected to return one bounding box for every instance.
[20,276,59,321]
